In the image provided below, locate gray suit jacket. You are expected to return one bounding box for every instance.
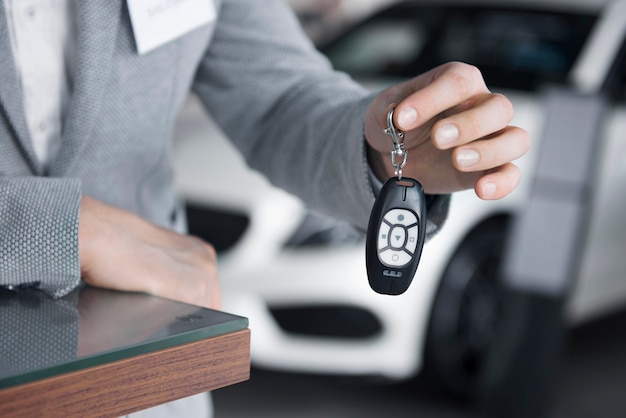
[1,0,448,297]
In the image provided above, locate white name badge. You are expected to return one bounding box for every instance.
[127,0,216,54]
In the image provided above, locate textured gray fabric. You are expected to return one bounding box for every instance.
[0,177,81,296]
[0,0,449,297]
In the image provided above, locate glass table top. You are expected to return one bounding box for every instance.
[0,285,248,389]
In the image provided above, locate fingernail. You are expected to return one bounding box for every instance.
[397,106,418,129]
[435,124,459,147]
[456,149,480,168]
[482,182,497,197]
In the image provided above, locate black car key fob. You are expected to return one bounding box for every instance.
[366,177,426,295]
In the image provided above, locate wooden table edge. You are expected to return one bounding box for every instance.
[0,328,250,417]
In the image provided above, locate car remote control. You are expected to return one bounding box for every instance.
[366,177,426,295]
[366,108,427,295]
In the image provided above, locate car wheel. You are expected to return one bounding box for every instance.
[423,216,510,401]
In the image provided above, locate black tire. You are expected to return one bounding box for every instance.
[423,216,510,401]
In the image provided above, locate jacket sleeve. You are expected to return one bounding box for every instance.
[192,0,449,230]
[0,177,81,297]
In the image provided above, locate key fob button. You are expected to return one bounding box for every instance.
[383,209,417,227]
[379,249,412,267]
[377,222,391,250]
[406,225,419,253]
[389,226,406,249]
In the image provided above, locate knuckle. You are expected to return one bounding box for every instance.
[189,236,217,258]
[506,164,522,189]
[449,71,472,100]
[517,127,532,151]
[494,93,515,121]
[507,126,531,157]
[202,241,217,259]
[447,62,483,98]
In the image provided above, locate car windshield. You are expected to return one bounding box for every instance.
[321,3,597,91]
[605,36,626,101]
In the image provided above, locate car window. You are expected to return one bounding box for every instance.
[604,36,626,102]
[321,4,596,91]
[617,53,626,102]
[321,6,443,79]
[324,20,427,77]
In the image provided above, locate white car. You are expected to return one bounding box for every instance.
[172,0,626,399]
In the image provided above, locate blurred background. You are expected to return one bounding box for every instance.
[172,0,626,416]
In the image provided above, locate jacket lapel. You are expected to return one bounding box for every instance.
[50,0,123,176]
[0,2,42,174]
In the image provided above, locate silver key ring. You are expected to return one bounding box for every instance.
[384,109,408,179]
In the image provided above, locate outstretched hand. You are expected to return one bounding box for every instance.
[365,62,530,200]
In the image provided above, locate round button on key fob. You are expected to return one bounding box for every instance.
[366,177,426,295]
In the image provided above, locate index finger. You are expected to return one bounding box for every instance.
[394,62,489,131]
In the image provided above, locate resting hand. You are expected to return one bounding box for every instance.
[365,62,530,200]
[78,196,221,309]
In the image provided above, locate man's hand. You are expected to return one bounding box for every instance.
[365,62,530,200]
[78,196,220,309]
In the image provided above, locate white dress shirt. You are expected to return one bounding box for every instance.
[4,0,75,170]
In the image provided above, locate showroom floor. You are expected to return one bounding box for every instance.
[213,308,626,418]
